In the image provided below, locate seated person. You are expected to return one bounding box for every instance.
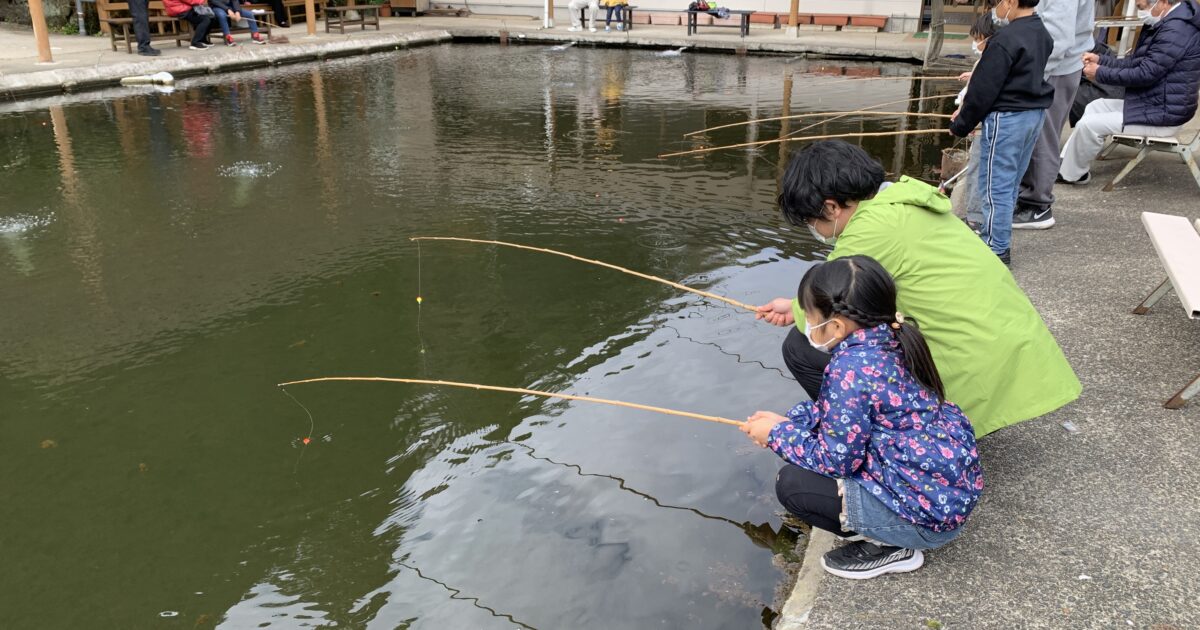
[567,0,600,32]
[602,0,627,31]
[163,0,214,50]
[210,0,267,45]
[756,140,1081,438]
[1058,0,1200,185]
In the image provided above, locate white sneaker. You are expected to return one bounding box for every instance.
[567,26,580,31]
[589,27,597,32]
[604,25,611,31]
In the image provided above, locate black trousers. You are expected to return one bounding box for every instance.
[269,0,288,25]
[781,326,832,401]
[128,0,152,49]
[776,464,857,537]
[179,9,213,47]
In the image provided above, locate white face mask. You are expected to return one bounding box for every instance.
[807,208,842,246]
[991,3,1011,27]
[971,40,982,56]
[804,319,837,353]
[1138,7,1161,26]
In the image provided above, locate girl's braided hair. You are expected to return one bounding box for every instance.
[798,255,946,399]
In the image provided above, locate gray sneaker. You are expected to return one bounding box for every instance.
[821,541,924,580]
[1013,206,1055,230]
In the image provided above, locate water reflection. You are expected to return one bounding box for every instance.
[0,45,959,629]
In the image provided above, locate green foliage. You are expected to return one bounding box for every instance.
[924,619,944,630]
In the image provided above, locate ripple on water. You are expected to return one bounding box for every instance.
[217,161,282,178]
[0,211,54,235]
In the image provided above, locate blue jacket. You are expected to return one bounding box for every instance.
[1096,0,1200,128]
[766,325,983,532]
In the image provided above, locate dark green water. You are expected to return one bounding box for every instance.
[0,44,953,628]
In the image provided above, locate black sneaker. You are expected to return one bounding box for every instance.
[1056,172,1091,186]
[997,249,1011,266]
[820,541,924,580]
[137,46,162,56]
[189,43,209,50]
[1013,206,1055,230]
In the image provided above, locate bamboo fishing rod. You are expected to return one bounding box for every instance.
[411,236,757,312]
[277,377,743,427]
[686,93,957,138]
[660,128,949,159]
[684,110,951,138]
[810,74,961,88]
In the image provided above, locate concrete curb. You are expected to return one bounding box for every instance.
[0,30,452,100]
[776,528,836,629]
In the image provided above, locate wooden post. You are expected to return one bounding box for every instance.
[305,0,317,36]
[544,0,554,28]
[786,0,798,35]
[27,0,54,63]
[922,0,945,68]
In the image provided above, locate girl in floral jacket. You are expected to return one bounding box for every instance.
[742,255,983,580]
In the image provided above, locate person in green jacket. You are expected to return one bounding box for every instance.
[756,140,1079,436]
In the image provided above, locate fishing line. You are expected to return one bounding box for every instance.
[280,386,315,473]
[416,239,428,371]
[397,560,539,629]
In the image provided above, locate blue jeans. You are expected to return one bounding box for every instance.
[214,8,260,36]
[976,109,1045,255]
[843,479,963,551]
[605,5,623,25]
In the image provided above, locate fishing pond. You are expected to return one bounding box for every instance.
[0,44,957,628]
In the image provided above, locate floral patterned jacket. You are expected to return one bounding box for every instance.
[767,325,983,531]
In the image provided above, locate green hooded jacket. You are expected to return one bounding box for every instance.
[791,176,1081,437]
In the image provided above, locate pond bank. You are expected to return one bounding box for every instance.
[0,16,968,101]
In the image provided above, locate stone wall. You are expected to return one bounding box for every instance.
[0,0,74,27]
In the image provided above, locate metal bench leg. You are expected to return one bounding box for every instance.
[1133,277,1172,315]
[1181,143,1200,192]
[1103,145,1150,192]
[1165,371,1200,409]
[1097,139,1121,161]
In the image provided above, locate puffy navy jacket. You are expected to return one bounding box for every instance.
[1095,0,1200,128]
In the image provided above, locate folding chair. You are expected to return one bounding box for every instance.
[1098,128,1200,192]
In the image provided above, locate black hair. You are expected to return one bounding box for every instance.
[777,140,885,227]
[970,11,997,39]
[797,255,947,400]
[1017,0,1040,7]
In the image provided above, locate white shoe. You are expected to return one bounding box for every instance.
[567,26,580,31]
[589,27,597,32]
[604,25,611,31]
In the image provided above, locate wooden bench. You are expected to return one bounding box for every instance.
[686,9,754,37]
[1133,212,1200,409]
[578,5,635,31]
[243,0,323,25]
[1097,129,1200,193]
[325,4,380,33]
[97,0,190,52]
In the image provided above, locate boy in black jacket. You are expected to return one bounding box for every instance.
[949,0,1053,266]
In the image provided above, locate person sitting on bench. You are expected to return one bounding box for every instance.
[602,0,627,31]
[209,0,267,45]
[1058,0,1200,185]
[568,0,599,32]
[164,0,215,50]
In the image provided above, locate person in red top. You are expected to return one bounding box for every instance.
[163,0,214,50]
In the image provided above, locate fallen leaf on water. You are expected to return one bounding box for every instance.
[371,291,381,297]
[40,439,57,449]
[289,339,307,349]
[138,463,149,473]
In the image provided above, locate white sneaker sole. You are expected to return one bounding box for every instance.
[821,549,924,580]
[1013,217,1055,230]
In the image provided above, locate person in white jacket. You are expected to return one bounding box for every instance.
[1011,0,1095,230]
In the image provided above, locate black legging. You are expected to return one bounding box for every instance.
[781,326,832,401]
[775,464,857,537]
[179,9,213,47]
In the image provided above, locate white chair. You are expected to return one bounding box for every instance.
[1098,128,1200,192]
[1133,213,1200,409]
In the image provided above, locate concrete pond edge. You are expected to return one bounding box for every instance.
[776,528,836,629]
[0,26,928,102]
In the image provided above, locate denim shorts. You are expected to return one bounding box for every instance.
[841,480,963,551]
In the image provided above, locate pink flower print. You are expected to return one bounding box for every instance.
[940,446,954,459]
[915,447,926,456]
[888,392,902,406]
[917,495,932,510]
[974,477,984,490]
[840,370,857,391]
